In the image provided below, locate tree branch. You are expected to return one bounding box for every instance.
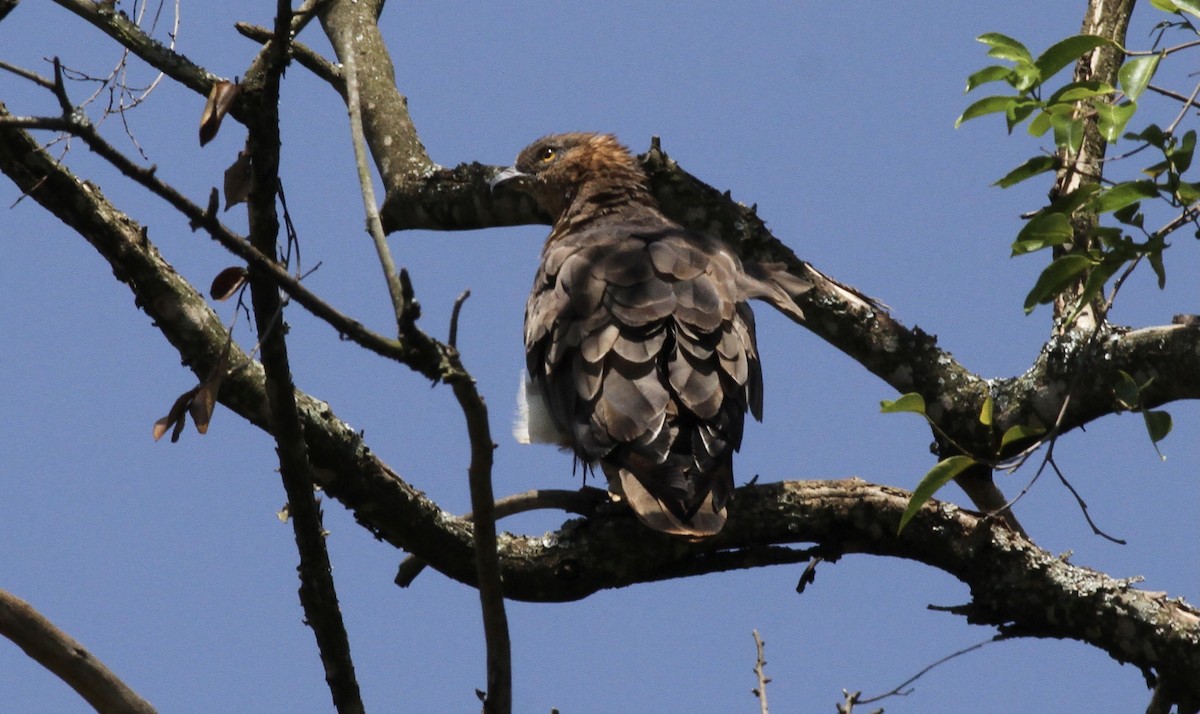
[240,4,364,711]
[0,587,156,714]
[448,369,512,714]
[318,0,434,189]
[1048,0,1135,329]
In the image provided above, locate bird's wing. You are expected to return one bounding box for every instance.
[524,224,763,535]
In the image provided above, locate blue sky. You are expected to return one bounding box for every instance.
[2,2,1197,712]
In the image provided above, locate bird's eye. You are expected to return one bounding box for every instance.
[538,146,557,163]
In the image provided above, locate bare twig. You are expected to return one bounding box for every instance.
[0,60,54,90]
[857,637,996,705]
[395,488,609,586]
[0,587,156,713]
[335,23,408,332]
[1146,83,1200,112]
[241,3,363,711]
[1128,39,1200,57]
[449,289,471,348]
[1048,457,1126,544]
[236,22,344,95]
[1166,78,1200,136]
[751,630,770,714]
[448,368,512,714]
[0,100,455,379]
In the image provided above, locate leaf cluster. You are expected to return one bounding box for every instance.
[891,6,1200,527]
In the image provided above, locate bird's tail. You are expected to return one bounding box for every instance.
[602,461,732,537]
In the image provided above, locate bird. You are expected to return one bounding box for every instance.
[492,133,810,536]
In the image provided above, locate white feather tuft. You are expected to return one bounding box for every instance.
[513,372,566,445]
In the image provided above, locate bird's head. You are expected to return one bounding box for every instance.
[491,133,651,220]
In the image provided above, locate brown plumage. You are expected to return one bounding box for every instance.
[494,133,809,536]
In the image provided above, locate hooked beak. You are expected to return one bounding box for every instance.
[490,165,530,194]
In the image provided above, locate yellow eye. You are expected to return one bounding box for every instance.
[538,146,557,163]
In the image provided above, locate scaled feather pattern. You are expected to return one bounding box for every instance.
[495,133,810,536]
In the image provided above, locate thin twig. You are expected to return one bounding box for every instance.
[336,23,408,331]
[448,369,512,714]
[0,105,452,378]
[857,637,997,705]
[0,60,55,89]
[395,488,609,586]
[1146,83,1200,112]
[1047,457,1126,544]
[751,630,771,714]
[235,22,345,95]
[1166,78,1200,136]
[241,3,364,711]
[0,587,156,713]
[449,289,471,348]
[1128,39,1200,57]
[1152,203,1200,242]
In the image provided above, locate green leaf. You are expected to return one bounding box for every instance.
[966,65,1013,93]
[1112,201,1144,228]
[1144,410,1173,445]
[1174,0,1200,18]
[1177,181,1200,204]
[957,95,1018,127]
[1028,110,1054,137]
[1127,123,1167,147]
[978,33,1033,63]
[1000,423,1046,450]
[881,393,927,415]
[1006,99,1041,132]
[1143,159,1171,180]
[1171,130,1196,173]
[1011,211,1073,255]
[1065,256,1122,324]
[1049,182,1102,214]
[1051,112,1085,154]
[1051,81,1113,105]
[1048,80,1116,104]
[1115,370,1141,409]
[1091,180,1160,214]
[1149,244,1168,289]
[1035,35,1114,84]
[979,396,994,426]
[996,156,1058,188]
[1023,254,1096,313]
[1150,0,1179,11]
[1010,61,1041,93]
[898,456,978,534]
[1118,54,1161,102]
[1095,100,1137,142]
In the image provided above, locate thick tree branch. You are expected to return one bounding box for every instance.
[0,587,156,714]
[1049,0,1135,328]
[318,0,434,188]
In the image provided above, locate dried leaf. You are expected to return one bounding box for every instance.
[151,416,172,441]
[189,380,218,434]
[223,150,252,210]
[153,386,199,442]
[199,80,240,147]
[190,352,230,434]
[210,266,248,301]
